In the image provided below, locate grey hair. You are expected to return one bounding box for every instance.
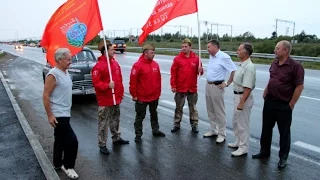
[241,42,253,56]
[54,48,71,63]
[280,40,292,54]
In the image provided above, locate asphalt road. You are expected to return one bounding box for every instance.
[0,45,319,179]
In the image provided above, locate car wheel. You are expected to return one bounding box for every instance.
[120,50,124,53]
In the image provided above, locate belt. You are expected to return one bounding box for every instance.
[234,91,243,94]
[207,80,223,85]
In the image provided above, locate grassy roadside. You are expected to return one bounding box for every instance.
[91,47,320,70]
[0,52,6,59]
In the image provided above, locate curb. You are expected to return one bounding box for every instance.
[0,69,60,180]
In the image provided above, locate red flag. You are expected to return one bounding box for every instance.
[40,0,103,66]
[138,0,198,45]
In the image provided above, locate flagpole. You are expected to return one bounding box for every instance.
[101,30,116,105]
[196,10,202,77]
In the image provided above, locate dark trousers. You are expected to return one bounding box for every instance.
[260,99,292,159]
[173,92,199,128]
[134,100,160,136]
[53,117,78,169]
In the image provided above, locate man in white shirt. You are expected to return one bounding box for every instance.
[203,40,237,144]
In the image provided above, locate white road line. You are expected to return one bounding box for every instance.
[300,96,320,101]
[161,100,188,109]
[121,65,320,102]
[294,141,320,154]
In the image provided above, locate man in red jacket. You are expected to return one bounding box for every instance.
[170,38,203,133]
[92,44,129,155]
[129,44,165,142]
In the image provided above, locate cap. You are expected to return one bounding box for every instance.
[182,38,192,45]
[98,39,111,51]
[142,43,155,52]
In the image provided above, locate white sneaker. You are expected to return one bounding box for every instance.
[216,136,225,143]
[231,149,248,156]
[203,131,218,137]
[61,165,79,179]
[228,143,238,148]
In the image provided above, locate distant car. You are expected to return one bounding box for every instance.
[14,44,23,50]
[108,38,126,53]
[42,47,97,95]
[29,43,36,47]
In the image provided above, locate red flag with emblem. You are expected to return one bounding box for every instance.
[138,0,198,45]
[40,0,103,66]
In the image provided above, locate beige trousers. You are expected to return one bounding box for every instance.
[232,94,254,152]
[205,83,226,137]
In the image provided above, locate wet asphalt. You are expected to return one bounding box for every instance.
[0,62,46,180]
[0,45,319,179]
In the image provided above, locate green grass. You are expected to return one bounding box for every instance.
[0,52,5,58]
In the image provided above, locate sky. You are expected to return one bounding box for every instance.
[0,0,319,41]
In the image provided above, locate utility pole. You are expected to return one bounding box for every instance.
[202,21,232,41]
[275,18,296,43]
[165,25,189,40]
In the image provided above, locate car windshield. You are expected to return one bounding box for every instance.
[114,40,125,44]
[72,50,95,63]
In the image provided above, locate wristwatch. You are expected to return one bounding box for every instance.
[224,82,228,87]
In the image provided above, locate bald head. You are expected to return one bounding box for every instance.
[279,40,292,55]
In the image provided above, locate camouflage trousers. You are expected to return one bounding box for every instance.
[98,105,121,147]
[173,92,199,128]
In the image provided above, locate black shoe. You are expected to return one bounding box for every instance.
[54,166,61,170]
[171,127,180,133]
[278,159,287,169]
[192,126,199,133]
[153,131,165,137]
[252,153,270,159]
[100,146,110,155]
[113,138,129,145]
[135,136,141,142]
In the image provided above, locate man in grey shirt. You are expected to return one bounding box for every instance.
[43,48,79,179]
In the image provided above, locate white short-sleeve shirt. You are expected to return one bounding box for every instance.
[206,50,237,82]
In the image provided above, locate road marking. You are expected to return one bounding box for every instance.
[161,100,188,109]
[300,96,320,101]
[121,65,320,102]
[294,141,320,154]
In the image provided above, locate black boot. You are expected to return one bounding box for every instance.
[192,126,199,133]
[171,127,180,133]
[153,131,165,137]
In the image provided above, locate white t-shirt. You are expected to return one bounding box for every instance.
[47,67,72,117]
[206,50,237,82]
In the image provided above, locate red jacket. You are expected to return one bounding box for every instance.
[170,51,203,93]
[129,55,161,102]
[92,55,124,106]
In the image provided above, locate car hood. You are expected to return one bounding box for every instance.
[68,61,96,75]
